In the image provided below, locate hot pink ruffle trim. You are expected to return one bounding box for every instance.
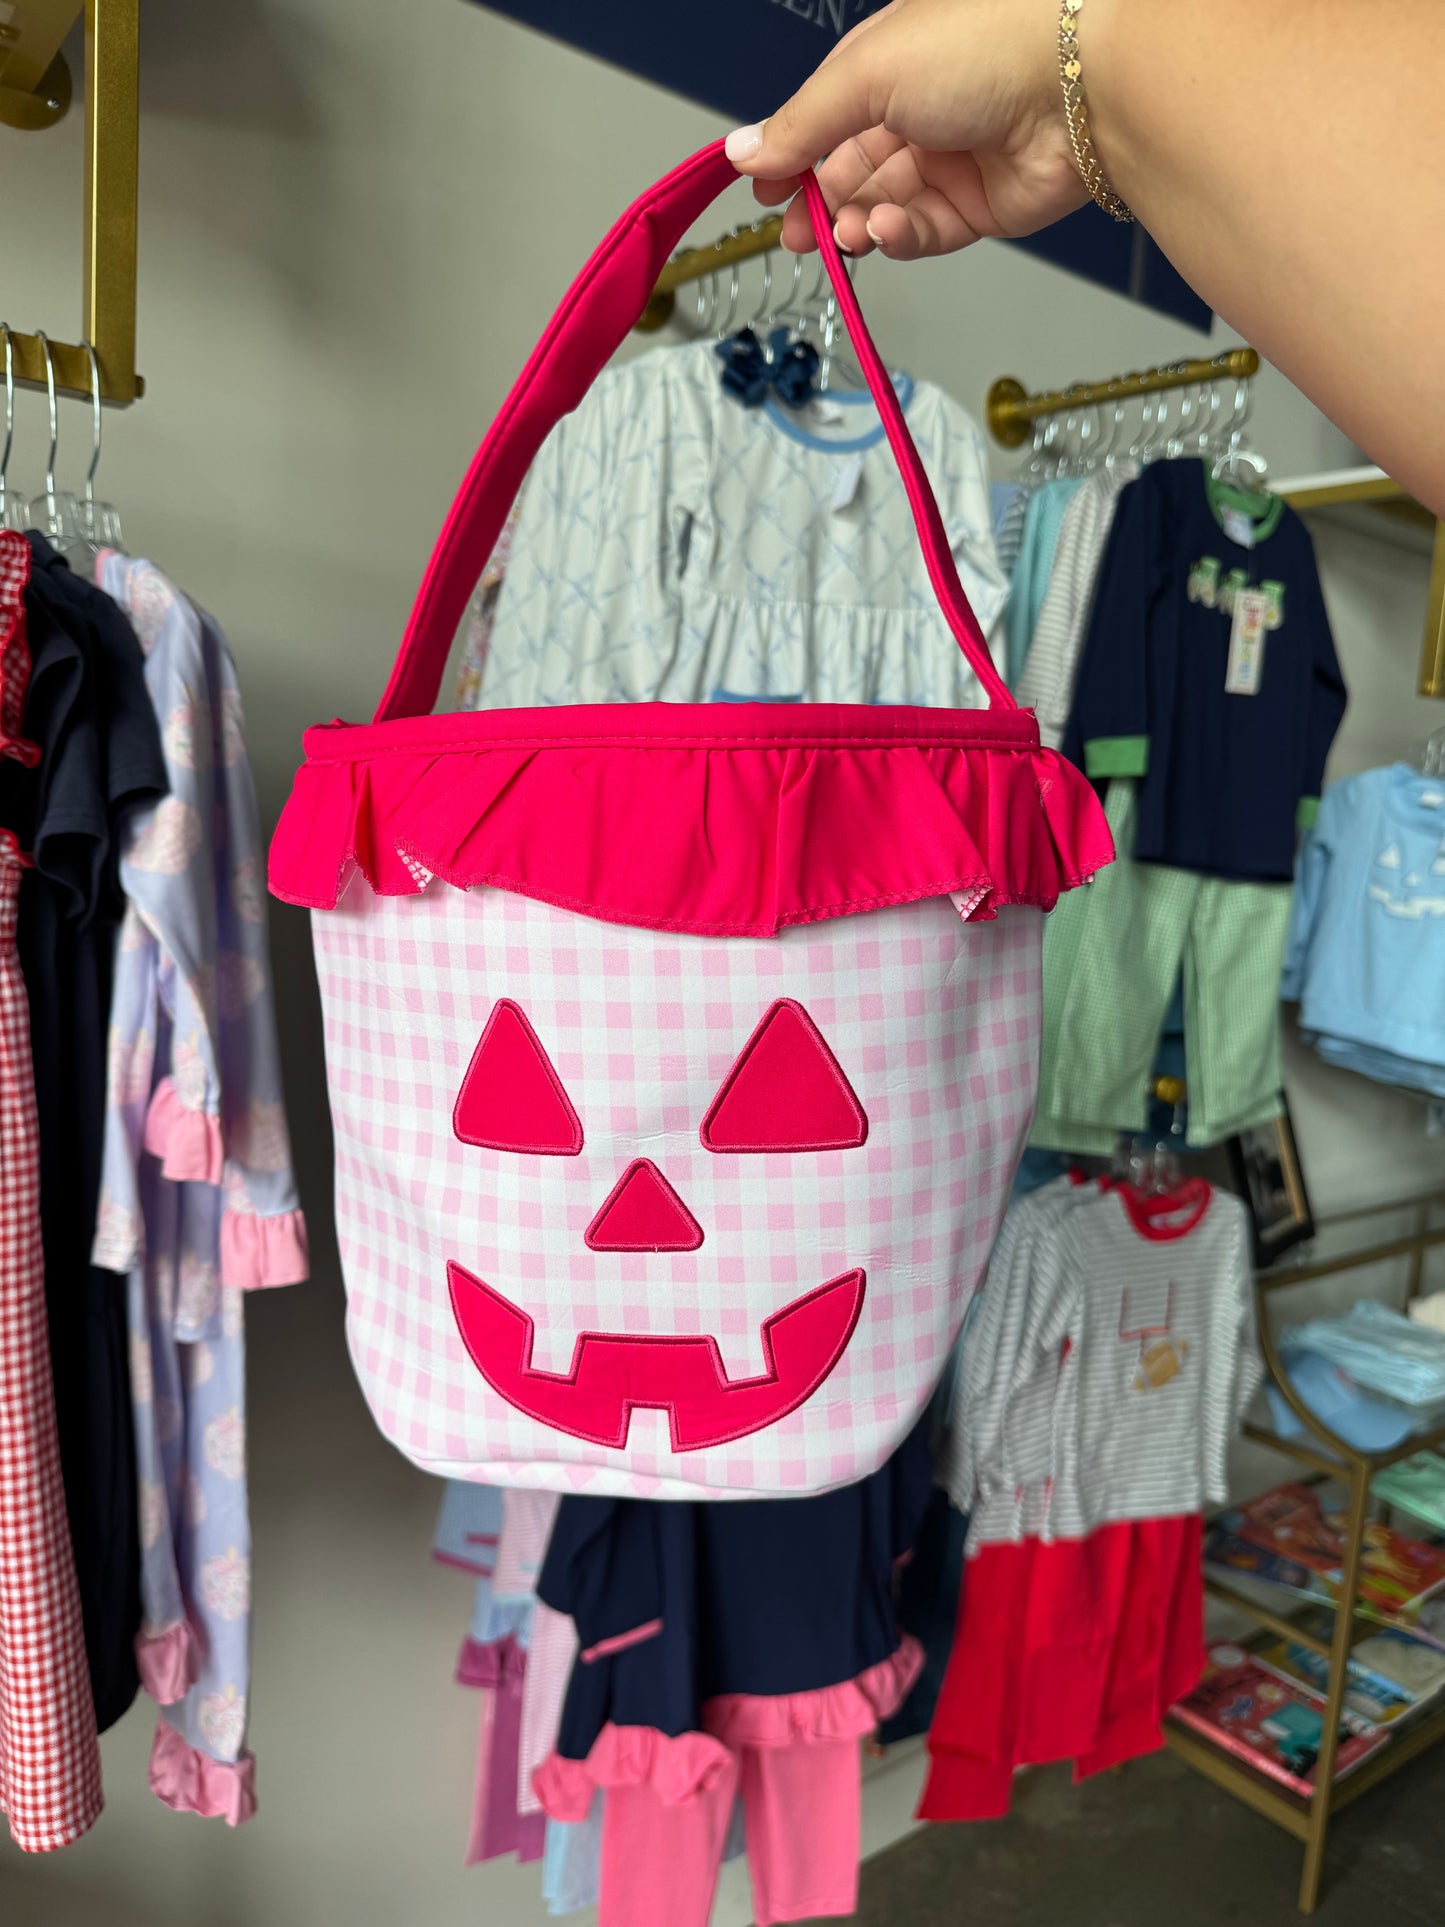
[220,1207,309,1289]
[135,1619,200,1705]
[269,705,1113,934]
[143,1077,223,1185]
[534,1725,733,1822]
[702,1634,924,1748]
[149,1719,257,1827]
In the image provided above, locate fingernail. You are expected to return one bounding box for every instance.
[832,221,854,256]
[725,123,763,163]
[865,219,884,247]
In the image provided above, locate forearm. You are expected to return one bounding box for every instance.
[1089,0,1445,510]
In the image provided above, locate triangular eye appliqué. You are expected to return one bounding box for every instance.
[453,999,584,1155]
[701,999,868,1153]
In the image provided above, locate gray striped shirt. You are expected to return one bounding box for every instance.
[943,1181,1260,1548]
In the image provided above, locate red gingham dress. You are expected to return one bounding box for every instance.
[0,530,103,1850]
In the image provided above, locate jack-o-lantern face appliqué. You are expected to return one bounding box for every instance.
[446,996,869,1451]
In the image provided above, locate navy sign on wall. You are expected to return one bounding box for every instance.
[472,0,1210,329]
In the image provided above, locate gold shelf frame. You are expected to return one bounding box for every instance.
[1164,1189,1445,1915]
[0,0,142,405]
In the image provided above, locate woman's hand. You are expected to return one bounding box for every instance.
[724,0,1086,260]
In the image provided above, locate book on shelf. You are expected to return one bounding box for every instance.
[1204,1526,1333,1606]
[1213,1482,1445,1619]
[1172,1644,1387,1795]
[1371,1589,1445,1653]
[1252,1622,1445,1734]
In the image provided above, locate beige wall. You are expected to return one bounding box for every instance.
[0,2,1438,1920]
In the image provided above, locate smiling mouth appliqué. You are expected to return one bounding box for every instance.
[447,1265,866,1452]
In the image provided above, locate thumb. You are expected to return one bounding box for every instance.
[725,12,896,178]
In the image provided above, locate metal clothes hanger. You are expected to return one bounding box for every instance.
[1211,375,1269,492]
[718,263,744,341]
[27,332,84,545]
[67,342,123,563]
[1025,413,1050,480]
[0,325,27,533]
[694,267,722,337]
[1100,389,1128,471]
[702,226,865,395]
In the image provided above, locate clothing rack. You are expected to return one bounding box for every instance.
[985,351,1260,449]
[0,0,142,405]
[992,359,1444,699]
[636,215,786,333]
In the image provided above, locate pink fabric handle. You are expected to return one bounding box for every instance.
[376,140,1013,722]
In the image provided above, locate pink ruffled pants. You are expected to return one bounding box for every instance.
[536,1638,922,1927]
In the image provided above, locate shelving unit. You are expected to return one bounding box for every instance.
[1165,1188,1445,1914]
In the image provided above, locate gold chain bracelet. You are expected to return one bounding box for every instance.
[1059,0,1134,223]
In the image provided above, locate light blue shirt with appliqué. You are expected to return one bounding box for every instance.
[1283,763,1445,1095]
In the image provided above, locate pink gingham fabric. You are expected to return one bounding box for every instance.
[0,534,104,1850]
[315,881,1040,1498]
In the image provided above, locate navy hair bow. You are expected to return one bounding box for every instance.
[715,327,821,410]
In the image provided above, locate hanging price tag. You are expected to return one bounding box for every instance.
[1225,588,1269,695]
[830,453,864,513]
[1220,504,1257,550]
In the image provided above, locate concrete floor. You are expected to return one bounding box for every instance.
[847,1743,1445,1927]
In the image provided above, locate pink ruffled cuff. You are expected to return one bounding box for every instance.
[135,1619,201,1705]
[534,1724,733,1822]
[456,1634,526,1690]
[149,1719,257,1827]
[703,1636,925,1748]
[144,1077,224,1185]
[220,1208,309,1289]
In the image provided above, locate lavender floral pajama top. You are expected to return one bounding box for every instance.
[92,553,307,1823]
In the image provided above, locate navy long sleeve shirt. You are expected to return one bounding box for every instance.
[1061,460,1347,882]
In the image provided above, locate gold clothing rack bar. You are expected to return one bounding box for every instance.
[990,355,1443,697]
[637,216,786,333]
[986,349,1260,449]
[0,0,142,405]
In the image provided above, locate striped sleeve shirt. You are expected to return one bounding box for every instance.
[948,1184,1260,1548]
[1014,465,1138,749]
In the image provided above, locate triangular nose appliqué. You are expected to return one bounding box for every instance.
[585,1158,704,1252]
[701,998,868,1152]
[453,998,584,1155]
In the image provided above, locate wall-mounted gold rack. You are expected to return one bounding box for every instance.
[985,350,1261,449]
[637,215,786,334]
[0,0,76,130]
[0,0,142,405]
[991,360,1443,699]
